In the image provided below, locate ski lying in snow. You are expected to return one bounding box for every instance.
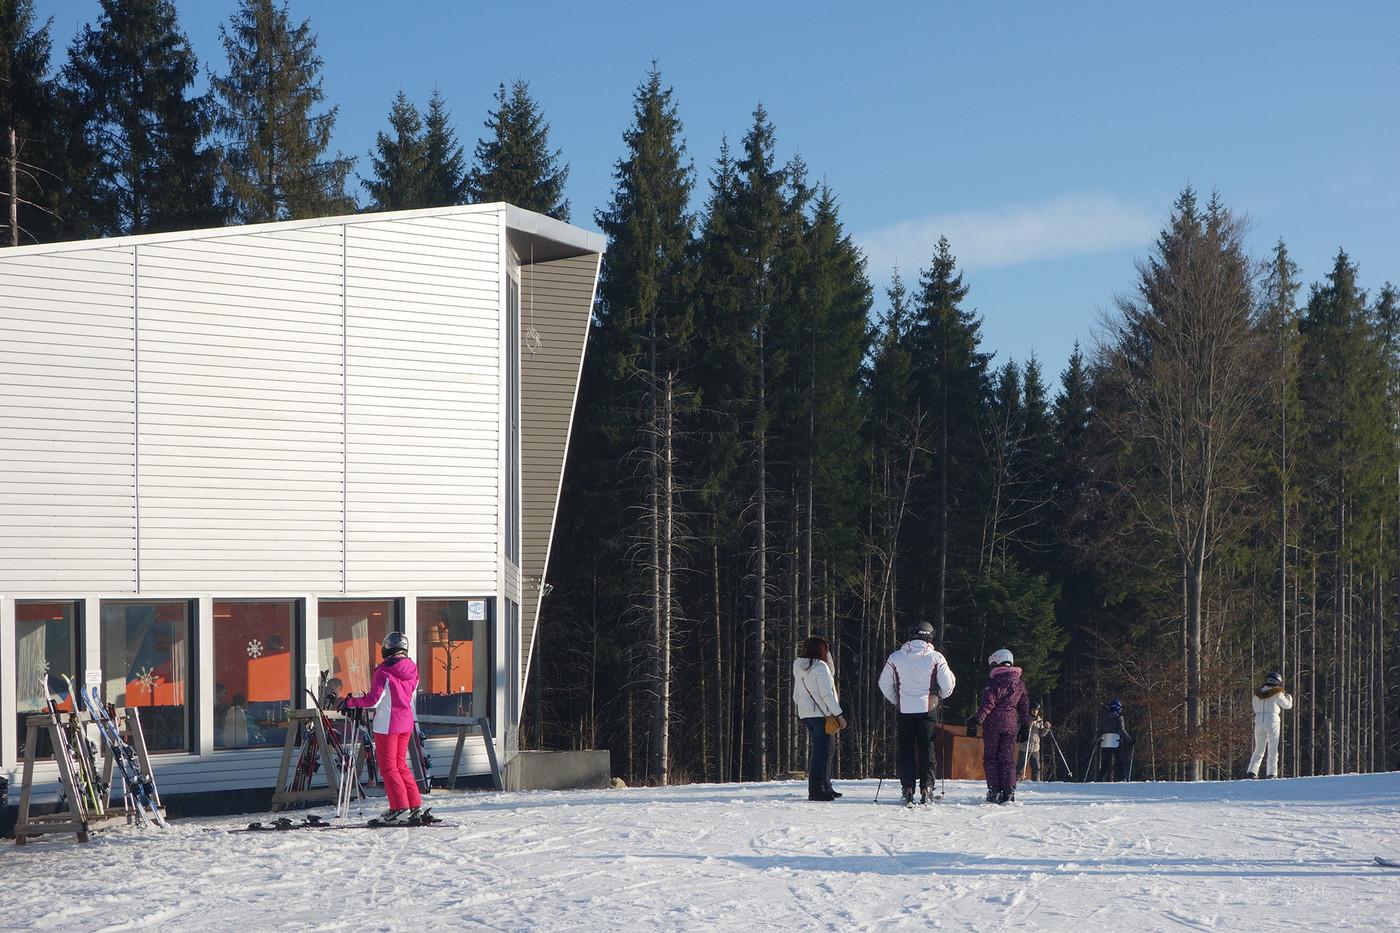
[1375,857,1400,868]
[233,815,335,832]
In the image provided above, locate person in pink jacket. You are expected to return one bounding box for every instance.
[344,631,422,821]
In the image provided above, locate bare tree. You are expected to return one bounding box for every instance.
[1093,188,1267,779]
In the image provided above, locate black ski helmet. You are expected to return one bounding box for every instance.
[909,622,935,644]
[1264,671,1282,687]
[382,631,410,656]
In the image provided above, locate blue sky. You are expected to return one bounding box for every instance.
[32,1,1400,377]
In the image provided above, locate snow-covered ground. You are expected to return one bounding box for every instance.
[4,772,1398,932]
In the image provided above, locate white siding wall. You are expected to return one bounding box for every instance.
[0,212,511,597]
[344,214,502,591]
[0,248,139,591]
[137,228,347,591]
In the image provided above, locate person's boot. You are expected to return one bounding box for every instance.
[901,786,915,806]
[985,786,999,803]
[998,786,1015,805]
[1245,772,1256,779]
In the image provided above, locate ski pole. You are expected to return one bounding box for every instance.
[936,701,946,799]
[1048,730,1075,781]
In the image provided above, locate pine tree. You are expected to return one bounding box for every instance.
[906,235,992,646]
[1,0,61,244]
[61,0,223,236]
[587,65,696,785]
[1296,250,1391,774]
[1094,187,1265,779]
[362,91,428,211]
[213,0,354,222]
[466,77,570,221]
[420,88,468,207]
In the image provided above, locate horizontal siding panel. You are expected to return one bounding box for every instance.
[136,231,347,590]
[343,218,502,592]
[0,247,139,591]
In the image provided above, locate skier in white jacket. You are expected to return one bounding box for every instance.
[1246,671,1293,778]
[878,623,956,804]
[793,636,847,801]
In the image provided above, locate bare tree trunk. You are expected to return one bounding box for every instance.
[7,128,17,247]
[753,312,768,781]
[712,534,724,782]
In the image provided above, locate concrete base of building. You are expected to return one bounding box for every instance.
[503,749,612,792]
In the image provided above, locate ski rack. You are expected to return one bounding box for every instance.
[415,715,503,792]
[14,707,163,844]
[270,707,343,811]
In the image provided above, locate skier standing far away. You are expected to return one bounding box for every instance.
[1096,700,1132,782]
[343,632,423,822]
[878,622,956,805]
[1023,701,1051,781]
[971,649,1030,804]
[1245,672,1293,779]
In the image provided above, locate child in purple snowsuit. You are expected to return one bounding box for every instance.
[974,648,1030,804]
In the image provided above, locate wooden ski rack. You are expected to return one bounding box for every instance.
[270,708,343,811]
[14,707,165,845]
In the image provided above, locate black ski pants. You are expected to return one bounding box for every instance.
[895,711,939,792]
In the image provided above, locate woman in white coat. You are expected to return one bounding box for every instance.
[793,636,847,801]
[1246,672,1293,778]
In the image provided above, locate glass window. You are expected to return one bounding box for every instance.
[213,601,296,750]
[317,599,396,702]
[100,601,191,753]
[415,599,492,732]
[15,601,79,760]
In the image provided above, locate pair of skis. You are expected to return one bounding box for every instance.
[76,683,167,827]
[235,808,446,833]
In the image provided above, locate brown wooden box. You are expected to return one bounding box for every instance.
[935,724,986,781]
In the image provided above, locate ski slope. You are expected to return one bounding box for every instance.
[4,772,1397,931]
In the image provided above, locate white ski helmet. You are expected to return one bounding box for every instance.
[988,648,1014,667]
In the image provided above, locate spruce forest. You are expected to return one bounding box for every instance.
[4,0,1397,785]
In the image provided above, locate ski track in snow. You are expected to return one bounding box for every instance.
[3,773,1398,932]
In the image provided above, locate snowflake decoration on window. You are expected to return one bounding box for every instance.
[247,639,264,659]
[348,659,362,679]
[136,666,161,695]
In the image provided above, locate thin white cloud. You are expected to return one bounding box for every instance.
[857,192,1163,276]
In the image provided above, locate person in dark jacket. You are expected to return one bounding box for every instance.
[1096,700,1133,782]
[972,648,1030,804]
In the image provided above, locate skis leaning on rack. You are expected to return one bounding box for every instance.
[36,676,92,819]
[303,686,365,819]
[79,684,167,827]
[58,676,108,816]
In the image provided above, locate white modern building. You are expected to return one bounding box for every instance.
[0,203,602,813]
